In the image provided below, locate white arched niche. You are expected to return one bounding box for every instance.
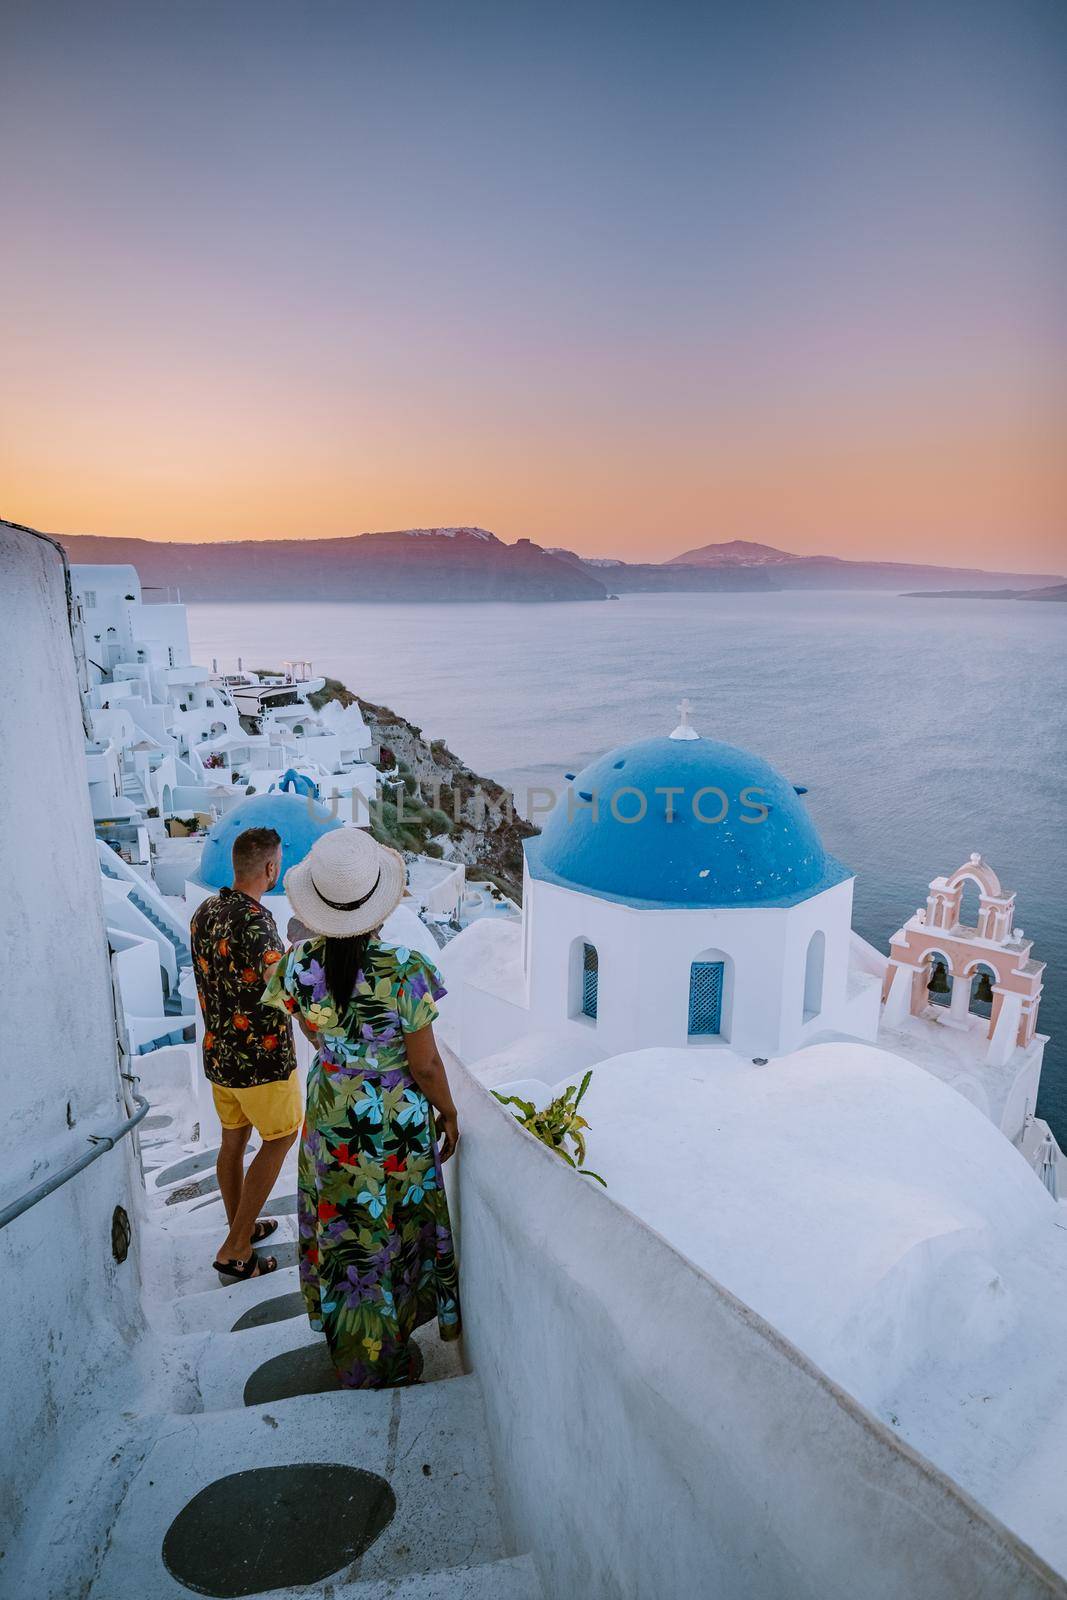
[803,930,826,1023]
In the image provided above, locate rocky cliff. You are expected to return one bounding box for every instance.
[308,677,537,899]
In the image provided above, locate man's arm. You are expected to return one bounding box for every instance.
[293,1012,321,1046]
[258,917,321,1045]
[254,909,285,985]
[249,912,293,1027]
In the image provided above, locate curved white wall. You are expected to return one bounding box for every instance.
[0,525,145,1570]
[523,865,857,1059]
[451,1053,1067,1600]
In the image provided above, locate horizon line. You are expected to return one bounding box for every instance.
[16,517,1066,581]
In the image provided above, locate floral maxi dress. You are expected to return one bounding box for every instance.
[263,939,461,1387]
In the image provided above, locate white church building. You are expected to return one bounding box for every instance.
[446,705,882,1070]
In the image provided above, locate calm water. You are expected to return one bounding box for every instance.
[189,592,1067,1138]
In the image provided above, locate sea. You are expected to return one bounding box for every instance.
[188,590,1067,1140]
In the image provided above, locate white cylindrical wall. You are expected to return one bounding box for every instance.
[0,526,146,1558]
[522,873,855,1059]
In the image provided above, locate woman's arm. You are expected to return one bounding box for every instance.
[403,1022,460,1160]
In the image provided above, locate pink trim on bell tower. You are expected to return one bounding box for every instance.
[881,854,1045,1063]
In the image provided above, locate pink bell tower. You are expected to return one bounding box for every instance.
[881,854,1045,1066]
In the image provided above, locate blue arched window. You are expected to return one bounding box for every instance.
[581,942,599,1020]
[689,960,724,1036]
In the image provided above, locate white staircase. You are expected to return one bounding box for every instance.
[98,840,193,967]
[48,1091,546,1600]
[122,769,149,806]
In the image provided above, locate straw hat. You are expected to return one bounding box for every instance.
[284,827,406,938]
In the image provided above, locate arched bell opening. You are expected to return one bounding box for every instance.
[957,878,981,932]
[925,952,952,1009]
[968,962,997,1021]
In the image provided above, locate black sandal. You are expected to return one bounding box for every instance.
[213,1249,278,1283]
[251,1219,279,1244]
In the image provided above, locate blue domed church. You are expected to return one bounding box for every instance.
[196,791,344,895]
[456,707,881,1064]
[187,793,344,949]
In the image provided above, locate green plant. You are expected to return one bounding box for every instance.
[493,1070,606,1185]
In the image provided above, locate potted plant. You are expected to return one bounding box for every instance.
[493,1070,605,1185]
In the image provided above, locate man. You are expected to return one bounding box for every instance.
[190,826,301,1281]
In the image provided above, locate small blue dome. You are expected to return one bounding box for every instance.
[197,792,343,893]
[525,736,850,909]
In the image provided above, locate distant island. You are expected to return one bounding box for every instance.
[43,523,1066,603]
[904,584,1067,602]
[549,538,1063,595]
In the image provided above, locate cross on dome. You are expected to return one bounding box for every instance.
[669,697,699,741]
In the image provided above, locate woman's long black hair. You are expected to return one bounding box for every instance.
[322,930,373,1012]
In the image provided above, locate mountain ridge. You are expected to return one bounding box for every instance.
[53,525,608,603]
[661,538,1061,588]
[666,538,823,567]
[37,523,1065,600]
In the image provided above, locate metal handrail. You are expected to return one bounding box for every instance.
[0,1078,150,1232]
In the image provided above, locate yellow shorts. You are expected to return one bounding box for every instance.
[211,1072,303,1141]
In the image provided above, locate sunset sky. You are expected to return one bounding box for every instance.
[1,0,1064,571]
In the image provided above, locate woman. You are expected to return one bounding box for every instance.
[263,827,461,1388]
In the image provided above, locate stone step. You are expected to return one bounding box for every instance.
[87,1376,504,1598]
[331,1552,544,1598]
[193,1314,464,1412]
[140,1212,301,1301]
[168,1264,304,1335]
[93,1093,493,1600]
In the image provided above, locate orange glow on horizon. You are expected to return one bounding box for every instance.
[2,1,1064,578]
[3,395,1064,575]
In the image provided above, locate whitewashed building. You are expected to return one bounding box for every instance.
[4,519,1067,1600]
[448,708,880,1066]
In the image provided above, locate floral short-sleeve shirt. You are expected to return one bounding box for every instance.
[190,887,296,1087]
[263,937,445,1070]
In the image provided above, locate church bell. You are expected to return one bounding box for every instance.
[973,969,995,1006]
[928,961,950,995]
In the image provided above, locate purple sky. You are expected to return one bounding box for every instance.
[2,0,1064,570]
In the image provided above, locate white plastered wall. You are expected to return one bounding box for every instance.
[451,1054,1067,1600]
[0,526,146,1560]
[519,862,860,1060]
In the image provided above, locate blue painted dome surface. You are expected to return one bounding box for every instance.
[197,792,343,892]
[525,736,851,909]
[271,768,320,799]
